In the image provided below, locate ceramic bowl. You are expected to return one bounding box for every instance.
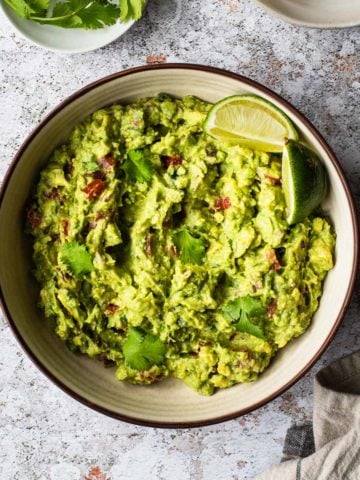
[255,0,360,28]
[0,65,358,427]
[0,1,135,54]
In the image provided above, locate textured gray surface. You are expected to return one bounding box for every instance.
[0,1,359,479]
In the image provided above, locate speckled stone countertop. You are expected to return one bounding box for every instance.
[0,1,359,479]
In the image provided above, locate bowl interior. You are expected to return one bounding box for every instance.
[255,0,360,28]
[0,2,134,54]
[0,67,357,426]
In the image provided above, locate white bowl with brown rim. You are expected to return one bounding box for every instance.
[0,64,358,427]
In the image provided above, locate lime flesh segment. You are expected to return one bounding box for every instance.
[282,139,328,225]
[204,94,298,152]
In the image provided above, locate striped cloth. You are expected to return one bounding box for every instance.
[257,351,360,480]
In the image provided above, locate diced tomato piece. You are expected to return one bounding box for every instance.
[145,233,152,256]
[266,249,282,271]
[161,155,183,168]
[265,175,282,185]
[105,304,120,315]
[44,188,63,201]
[26,208,41,228]
[267,299,277,317]
[94,211,109,221]
[62,219,69,236]
[273,260,282,271]
[99,154,116,171]
[189,351,199,357]
[214,196,231,211]
[83,179,106,200]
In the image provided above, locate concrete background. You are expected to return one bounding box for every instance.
[0,0,359,478]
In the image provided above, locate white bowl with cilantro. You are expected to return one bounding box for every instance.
[0,0,145,53]
[0,65,358,427]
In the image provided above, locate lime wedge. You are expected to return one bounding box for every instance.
[203,94,298,152]
[282,139,328,225]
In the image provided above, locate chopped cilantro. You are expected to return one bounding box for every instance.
[123,328,166,371]
[83,160,99,173]
[119,0,146,22]
[4,0,146,28]
[60,242,94,278]
[172,228,207,265]
[3,0,47,18]
[223,295,266,339]
[122,149,153,183]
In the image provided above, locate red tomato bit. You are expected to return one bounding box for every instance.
[44,188,63,201]
[267,299,277,317]
[62,219,69,236]
[145,233,152,256]
[105,304,120,315]
[214,196,231,211]
[26,208,41,228]
[161,155,183,168]
[99,154,116,171]
[265,175,282,185]
[266,249,282,271]
[83,179,106,200]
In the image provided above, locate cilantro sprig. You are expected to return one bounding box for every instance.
[60,242,94,278]
[119,0,146,22]
[172,228,207,265]
[122,149,153,183]
[3,0,146,29]
[223,296,267,339]
[123,328,167,371]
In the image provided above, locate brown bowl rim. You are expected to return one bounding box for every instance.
[0,63,358,429]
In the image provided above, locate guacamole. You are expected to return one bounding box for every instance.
[26,94,335,395]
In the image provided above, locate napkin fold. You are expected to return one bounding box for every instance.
[257,351,360,480]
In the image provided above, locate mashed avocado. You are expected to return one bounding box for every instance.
[26,94,335,395]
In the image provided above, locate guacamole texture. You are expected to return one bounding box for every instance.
[26,95,335,395]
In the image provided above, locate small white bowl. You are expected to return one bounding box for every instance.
[255,0,360,28]
[0,65,358,427]
[0,1,135,53]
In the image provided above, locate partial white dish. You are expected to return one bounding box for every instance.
[0,1,135,54]
[255,0,360,28]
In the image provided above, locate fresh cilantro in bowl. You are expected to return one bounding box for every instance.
[2,0,146,29]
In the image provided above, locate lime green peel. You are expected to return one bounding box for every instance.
[203,94,298,152]
[282,139,328,225]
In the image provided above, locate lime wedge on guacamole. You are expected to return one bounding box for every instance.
[203,94,298,152]
[282,139,328,225]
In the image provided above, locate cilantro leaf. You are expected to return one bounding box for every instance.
[223,295,266,339]
[28,0,48,12]
[48,0,89,27]
[76,1,119,28]
[172,228,207,265]
[60,242,94,278]
[122,149,153,183]
[4,0,145,28]
[237,310,265,339]
[123,328,166,371]
[119,0,146,22]
[222,297,243,321]
[3,0,31,17]
[28,0,119,29]
[83,160,99,173]
[5,0,49,16]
